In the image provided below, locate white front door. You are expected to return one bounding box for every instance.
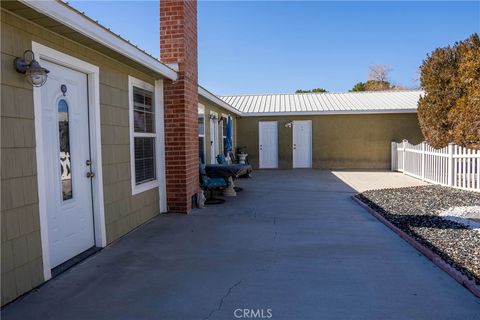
[41,60,95,268]
[259,121,278,168]
[210,113,219,164]
[293,120,312,168]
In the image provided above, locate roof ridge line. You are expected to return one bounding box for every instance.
[219,90,423,98]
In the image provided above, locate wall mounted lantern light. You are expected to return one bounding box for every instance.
[14,50,49,87]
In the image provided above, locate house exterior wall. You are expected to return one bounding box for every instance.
[199,97,238,165]
[236,113,424,169]
[1,10,163,305]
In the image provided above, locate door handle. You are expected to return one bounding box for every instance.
[86,172,95,178]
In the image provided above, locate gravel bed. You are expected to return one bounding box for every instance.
[356,185,480,285]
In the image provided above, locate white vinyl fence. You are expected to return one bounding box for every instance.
[391,140,480,192]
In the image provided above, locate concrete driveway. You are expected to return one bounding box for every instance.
[2,170,479,320]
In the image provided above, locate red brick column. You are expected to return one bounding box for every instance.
[160,0,199,213]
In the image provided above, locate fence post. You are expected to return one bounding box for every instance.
[421,141,426,180]
[402,139,407,174]
[447,143,454,186]
[391,141,397,171]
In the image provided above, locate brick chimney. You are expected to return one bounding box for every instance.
[160,0,199,213]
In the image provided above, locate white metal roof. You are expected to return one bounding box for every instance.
[221,91,423,116]
[19,0,178,81]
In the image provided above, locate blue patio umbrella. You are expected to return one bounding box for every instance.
[225,116,233,154]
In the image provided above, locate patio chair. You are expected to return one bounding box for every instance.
[199,162,227,204]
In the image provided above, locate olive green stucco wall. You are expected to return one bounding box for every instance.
[237,113,424,169]
[1,9,162,305]
[199,97,238,165]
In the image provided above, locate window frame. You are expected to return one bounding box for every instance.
[198,104,206,163]
[128,76,160,195]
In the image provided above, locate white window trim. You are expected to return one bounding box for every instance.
[198,104,206,163]
[128,76,162,196]
[31,42,106,281]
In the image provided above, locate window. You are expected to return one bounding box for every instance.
[198,104,206,163]
[58,99,72,201]
[129,77,159,194]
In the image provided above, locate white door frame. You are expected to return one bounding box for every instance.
[32,42,106,281]
[210,111,219,164]
[259,121,278,169]
[292,120,312,168]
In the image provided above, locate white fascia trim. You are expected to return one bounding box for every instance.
[198,86,242,116]
[20,0,178,81]
[240,109,418,117]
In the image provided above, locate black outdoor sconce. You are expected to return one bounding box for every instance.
[14,50,50,87]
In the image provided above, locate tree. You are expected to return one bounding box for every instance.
[364,80,391,91]
[365,64,393,91]
[350,65,403,91]
[295,88,328,93]
[417,33,480,149]
[350,82,366,92]
[350,80,392,91]
[368,64,392,83]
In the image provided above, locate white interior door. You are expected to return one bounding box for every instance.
[41,60,95,268]
[293,120,312,168]
[210,113,218,164]
[259,121,278,168]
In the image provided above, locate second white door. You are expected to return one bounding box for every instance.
[293,120,312,168]
[259,121,278,168]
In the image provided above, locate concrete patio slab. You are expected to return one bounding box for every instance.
[332,170,429,192]
[2,170,479,320]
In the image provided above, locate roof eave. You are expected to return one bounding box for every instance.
[198,86,242,116]
[240,109,418,117]
[20,0,178,81]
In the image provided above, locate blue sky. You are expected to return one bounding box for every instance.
[70,1,479,94]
